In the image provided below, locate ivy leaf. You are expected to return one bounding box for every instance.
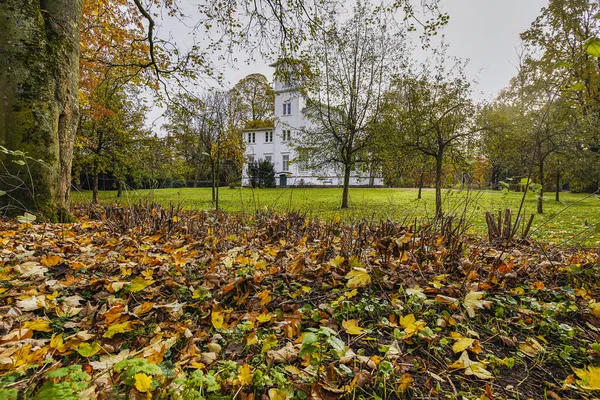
[342,319,365,335]
[134,372,153,393]
[345,267,371,288]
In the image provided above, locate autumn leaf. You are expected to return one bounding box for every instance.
[237,363,253,385]
[268,388,289,400]
[330,255,345,267]
[23,319,52,332]
[50,334,67,353]
[463,291,492,318]
[400,314,426,338]
[399,373,413,393]
[211,310,225,329]
[342,319,365,335]
[77,342,102,357]
[103,321,133,338]
[589,300,600,318]
[134,372,153,393]
[258,289,272,306]
[574,365,600,391]
[128,276,154,293]
[345,267,371,288]
[257,312,273,323]
[40,255,61,267]
[449,351,493,380]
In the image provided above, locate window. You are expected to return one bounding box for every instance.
[282,129,291,141]
[247,132,255,144]
[265,155,272,163]
[247,155,254,164]
[282,102,292,116]
[298,149,310,172]
[282,154,290,171]
[265,131,273,143]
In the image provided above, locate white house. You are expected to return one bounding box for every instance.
[242,63,384,188]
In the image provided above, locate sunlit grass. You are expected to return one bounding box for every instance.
[72,186,600,246]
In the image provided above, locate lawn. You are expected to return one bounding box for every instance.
[72,187,600,246]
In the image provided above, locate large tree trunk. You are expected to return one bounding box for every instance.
[0,0,82,219]
[341,163,351,209]
[435,153,443,218]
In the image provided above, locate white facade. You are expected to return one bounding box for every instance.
[242,68,383,187]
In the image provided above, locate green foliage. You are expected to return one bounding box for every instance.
[33,365,91,400]
[171,370,221,399]
[247,159,276,188]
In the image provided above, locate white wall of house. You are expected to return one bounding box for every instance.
[243,67,383,187]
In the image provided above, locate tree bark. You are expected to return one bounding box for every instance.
[0,0,82,219]
[341,162,351,209]
[555,169,560,202]
[435,153,443,218]
[417,171,424,199]
[117,180,123,198]
[537,158,544,214]
[92,164,99,204]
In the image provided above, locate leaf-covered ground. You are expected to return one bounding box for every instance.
[1,206,599,399]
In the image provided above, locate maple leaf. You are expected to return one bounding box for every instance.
[258,289,272,306]
[400,314,426,338]
[463,291,492,318]
[574,365,600,391]
[16,295,46,311]
[15,262,47,278]
[589,300,600,317]
[342,319,365,335]
[257,312,273,323]
[128,276,154,293]
[77,342,102,357]
[449,351,493,380]
[450,332,476,353]
[345,267,371,288]
[330,255,345,267]
[211,310,225,329]
[237,363,253,385]
[134,372,153,393]
[103,321,133,338]
[40,255,61,267]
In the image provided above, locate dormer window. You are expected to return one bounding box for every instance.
[283,102,292,116]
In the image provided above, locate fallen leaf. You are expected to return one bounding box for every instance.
[574,365,600,391]
[449,351,493,380]
[345,268,371,288]
[238,363,252,385]
[342,319,365,335]
[463,291,492,318]
[134,372,153,393]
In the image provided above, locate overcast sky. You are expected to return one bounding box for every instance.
[149,0,548,130]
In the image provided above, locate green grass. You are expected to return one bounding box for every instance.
[72,187,600,246]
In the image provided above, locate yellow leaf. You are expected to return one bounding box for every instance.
[134,302,154,315]
[103,321,132,338]
[23,319,51,332]
[399,373,413,393]
[238,363,253,385]
[257,312,273,323]
[50,334,66,352]
[40,255,61,267]
[399,314,416,329]
[345,268,371,288]
[590,300,600,318]
[519,337,544,357]
[258,289,272,306]
[342,319,365,335]
[452,337,475,354]
[246,332,258,346]
[128,276,154,293]
[574,365,600,391]
[463,291,492,318]
[212,310,225,329]
[268,388,288,400]
[134,372,153,393]
[284,365,302,374]
[330,255,345,267]
[77,342,101,357]
[449,351,493,380]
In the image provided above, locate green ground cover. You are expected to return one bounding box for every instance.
[72,187,600,246]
